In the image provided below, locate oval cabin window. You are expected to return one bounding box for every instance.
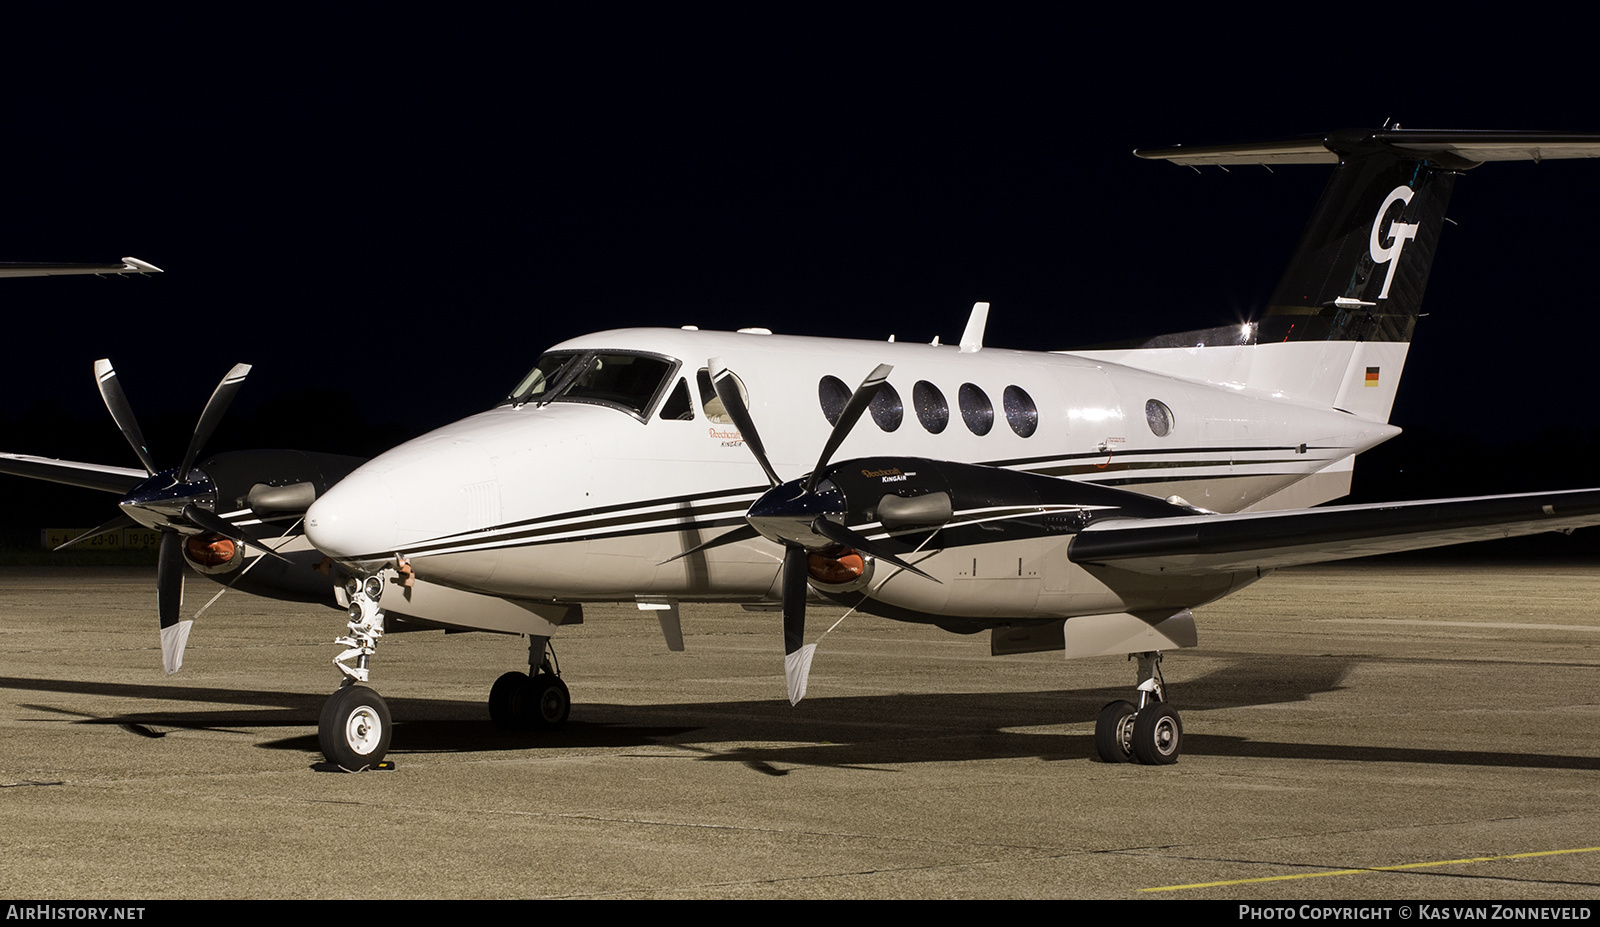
[913,380,949,434]
[959,383,994,436]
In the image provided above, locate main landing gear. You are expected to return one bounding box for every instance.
[315,576,577,770]
[1094,651,1183,765]
[489,635,571,731]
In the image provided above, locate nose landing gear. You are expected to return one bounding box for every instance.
[318,575,395,771]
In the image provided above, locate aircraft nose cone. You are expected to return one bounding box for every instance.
[305,470,399,560]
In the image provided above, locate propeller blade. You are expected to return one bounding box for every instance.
[179,363,251,481]
[93,359,158,475]
[157,531,191,675]
[781,545,816,705]
[709,358,782,487]
[810,517,939,583]
[180,504,297,565]
[782,544,808,654]
[657,524,761,565]
[54,513,138,551]
[806,364,892,491]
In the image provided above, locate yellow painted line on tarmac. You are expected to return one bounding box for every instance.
[1143,845,1600,892]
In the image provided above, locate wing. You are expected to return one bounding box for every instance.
[0,452,148,494]
[1069,488,1600,575]
[0,257,162,278]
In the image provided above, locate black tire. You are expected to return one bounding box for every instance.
[489,671,530,729]
[1131,702,1182,765]
[319,685,392,770]
[528,674,571,730]
[1094,700,1137,763]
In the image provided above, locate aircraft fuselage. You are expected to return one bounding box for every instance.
[305,327,1394,624]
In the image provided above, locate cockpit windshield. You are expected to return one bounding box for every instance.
[503,350,678,419]
[505,352,583,405]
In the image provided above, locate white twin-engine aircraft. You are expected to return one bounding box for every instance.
[9,130,1600,771]
[287,128,1600,770]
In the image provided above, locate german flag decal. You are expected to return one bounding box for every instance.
[1364,366,1380,387]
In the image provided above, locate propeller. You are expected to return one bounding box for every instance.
[706,358,938,704]
[93,359,256,674]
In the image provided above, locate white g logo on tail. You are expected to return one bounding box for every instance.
[1369,185,1419,299]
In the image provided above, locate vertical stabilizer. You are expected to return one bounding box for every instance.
[1074,129,1600,508]
[1087,130,1600,422]
[1258,141,1458,347]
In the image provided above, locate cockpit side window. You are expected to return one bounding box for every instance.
[658,378,695,421]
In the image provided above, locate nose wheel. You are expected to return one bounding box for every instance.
[319,684,392,770]
[1093,652,1182,765]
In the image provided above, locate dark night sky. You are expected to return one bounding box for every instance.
[4,6,1600,530]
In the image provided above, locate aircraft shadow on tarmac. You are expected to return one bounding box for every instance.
[4,657,1596,772]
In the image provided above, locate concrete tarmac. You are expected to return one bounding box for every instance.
[1,562,1597,899]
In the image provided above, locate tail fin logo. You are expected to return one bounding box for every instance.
[1369,185,1420,299]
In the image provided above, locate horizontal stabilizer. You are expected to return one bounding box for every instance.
[1136,129,1600,168]
[1070,488,1600,574]
[0,452,148,494]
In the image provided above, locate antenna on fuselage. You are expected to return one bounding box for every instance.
[959,301,990,354]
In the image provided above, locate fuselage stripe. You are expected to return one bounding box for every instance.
[345,451,1321,560]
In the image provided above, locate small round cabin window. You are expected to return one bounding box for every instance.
[959,383,994,436]
[1003,385,1038,438]
[913,380,948,433]
[818,376,851,425]
[1146,399,1174,437]
[869,380,903,431]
